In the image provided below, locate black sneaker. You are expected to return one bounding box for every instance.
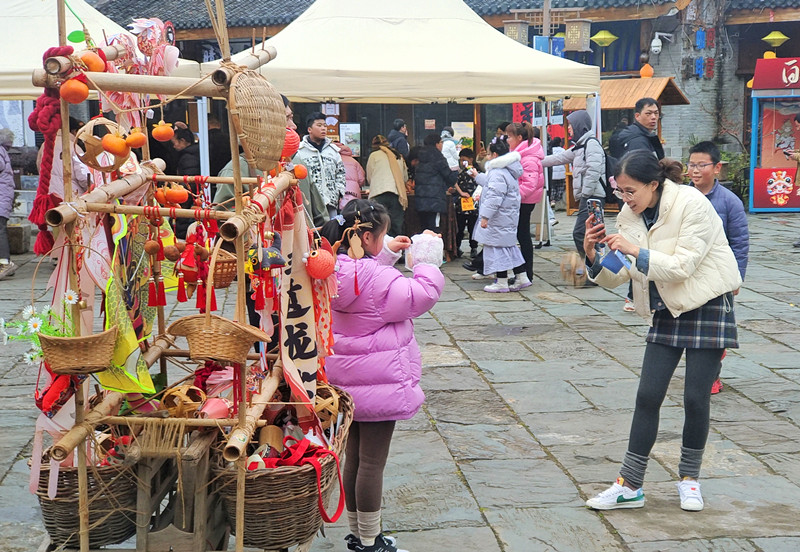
[354,533,404,552]
[470,247,478,258]
[345,533,360,551]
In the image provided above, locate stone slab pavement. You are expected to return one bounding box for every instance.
[2,210,800,551]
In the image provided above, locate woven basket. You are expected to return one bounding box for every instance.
[36,455,137,548]
[212,387,354,550]
[229,69,286,173]
[39,326,118,375]
[212,247,237,289]
[168,240,271,365]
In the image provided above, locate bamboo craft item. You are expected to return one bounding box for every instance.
[212,388,354,551]
[44,158,166,226]
[219,170,295,241]
[39,326,118,375]
[52,392,125,462]
[222,361,283,462]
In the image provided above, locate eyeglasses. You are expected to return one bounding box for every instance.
[687,162,714,171]
[613,187,641,201]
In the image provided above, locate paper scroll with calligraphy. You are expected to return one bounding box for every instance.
[278,192,318,422]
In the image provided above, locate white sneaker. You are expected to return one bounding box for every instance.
[0,261,17,281]
[484,280,509,293]
[623,298,636,312]
[676,478,704,511]
[586,477,645,510]
[471,272,495,280]
[509,274,532,291]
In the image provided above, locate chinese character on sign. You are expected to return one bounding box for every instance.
[782,60,799,87]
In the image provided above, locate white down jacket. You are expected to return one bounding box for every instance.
[592,179,742,320]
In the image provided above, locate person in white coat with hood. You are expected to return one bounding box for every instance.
[440,126,460,171]
[469,136,527,293]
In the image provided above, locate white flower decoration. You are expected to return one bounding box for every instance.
[40,305,52,317]
[27,317,43,333]
[0,318,7,346]
[24,351,40,365]
[22,306,36,320]
[64,289,79,305]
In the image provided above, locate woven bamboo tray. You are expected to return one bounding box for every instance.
[36,454,137,549]
[212,387,354,550]
[212,247,237,289]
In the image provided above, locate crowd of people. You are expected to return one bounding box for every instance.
[1,96,753,552]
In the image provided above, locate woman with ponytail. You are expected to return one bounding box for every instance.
[505,122,544,282]
[583,151,741,513]
[320,199,444,552]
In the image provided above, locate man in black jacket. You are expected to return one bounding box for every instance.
[387,118,410,157]
[171,127,202,239]
[618,98,664,160]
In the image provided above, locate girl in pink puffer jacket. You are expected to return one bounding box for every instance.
[320,199,444,552]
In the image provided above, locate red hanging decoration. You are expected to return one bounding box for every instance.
[353,260,360,296]
[177,271,187,303]
[156,276,167,306]
[147,277,158,306]
[196,282,206,311]
[208,286,217,312]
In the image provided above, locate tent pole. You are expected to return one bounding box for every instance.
[538,100,550,243]
[473,104,482,155]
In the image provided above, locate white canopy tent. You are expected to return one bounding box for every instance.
[201,0,600,104]
[0,0,200,101]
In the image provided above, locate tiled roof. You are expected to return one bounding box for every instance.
[95,0,798,31]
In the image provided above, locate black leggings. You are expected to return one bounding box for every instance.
[628,342,723,456]
[343,420,396,513]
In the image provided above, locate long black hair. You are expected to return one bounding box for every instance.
[319,199,390,254]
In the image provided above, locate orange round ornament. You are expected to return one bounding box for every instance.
[59,79,89,104]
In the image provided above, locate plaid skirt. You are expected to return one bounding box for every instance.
[647,292,738,349]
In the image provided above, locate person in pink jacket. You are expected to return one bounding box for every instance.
[505,122,544,281]
[335,142,366,209]
[321,199,444,552]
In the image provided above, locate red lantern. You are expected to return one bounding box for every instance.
[305,249,335,280]
[281,128,301,158]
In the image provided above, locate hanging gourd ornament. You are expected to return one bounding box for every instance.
[281,128,301,158]
[152,120,174,142]
[144,240,160,256]
[80,51,106,72]
[304,249,336,279]
[165,185,189,204]
[126,128,147,148]
[101,132,131,158]
[59,78,89,104]
[163,245,181,262]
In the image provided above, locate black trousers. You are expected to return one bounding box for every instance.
[417,211,440,233]
[516,202,536,280]
[455,209,478,250]
[372,192,405,237]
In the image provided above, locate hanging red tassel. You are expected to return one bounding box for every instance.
[196,282,206,311]
[208,286,217,312]
[156,234,165,261]
[147,277,158,306]
[354,260,360,296]
[177,272,187,303]
[253,278,266,310]
[157,276,167,306]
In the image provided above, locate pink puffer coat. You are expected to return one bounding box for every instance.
[325,246,444,422]
[515,138,545,204]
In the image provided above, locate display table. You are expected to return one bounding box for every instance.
[565,172,620,215]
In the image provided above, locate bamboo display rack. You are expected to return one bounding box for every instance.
[32,1,330,551]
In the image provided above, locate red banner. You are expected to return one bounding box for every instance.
[752,167,799,209]
[752,57,800,90]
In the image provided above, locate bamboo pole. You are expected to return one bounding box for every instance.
[44,44,126,75]
[44,159,166,226]
[223,361,283,461]
[210,46,277,87]
[154,174,260,185]
[51,391,125,461]
[98,416,279,429]
[32,69,229,99]
[62,202,238,223]
[218,171,296,241]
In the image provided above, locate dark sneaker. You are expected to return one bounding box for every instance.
[354,534,404,552]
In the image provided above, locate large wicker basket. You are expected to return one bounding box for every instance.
[212,387,354,550]
[39,326,118,375]
[36,455,138,548]
[229,69,286,173]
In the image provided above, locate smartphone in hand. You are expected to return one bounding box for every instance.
[588,199,604,227]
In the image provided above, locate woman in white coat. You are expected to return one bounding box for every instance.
[583,151,741,513]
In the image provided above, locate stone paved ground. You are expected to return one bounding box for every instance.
[2,210,800,551]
